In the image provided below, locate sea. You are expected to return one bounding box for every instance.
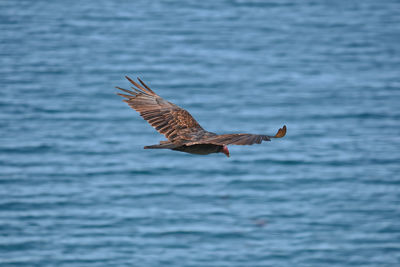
[1,0,399,266]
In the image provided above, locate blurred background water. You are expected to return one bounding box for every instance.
[1,0,400,266]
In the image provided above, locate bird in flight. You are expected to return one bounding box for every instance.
[116,76,286,157]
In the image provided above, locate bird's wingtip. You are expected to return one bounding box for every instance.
[273,125,287,138]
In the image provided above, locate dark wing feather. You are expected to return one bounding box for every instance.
[187,125,286,146]
[117,76,205,143]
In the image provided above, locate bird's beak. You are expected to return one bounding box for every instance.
[222,146,230,157]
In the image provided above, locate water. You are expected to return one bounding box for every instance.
[1,0,400,266]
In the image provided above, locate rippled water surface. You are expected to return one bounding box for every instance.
[1,0,400,266]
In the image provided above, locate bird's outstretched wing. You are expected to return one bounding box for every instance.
[117,76,205,143]
[186,125,286,146]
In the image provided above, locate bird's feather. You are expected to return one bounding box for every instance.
[186,125,286,146]
[117,76,206,143]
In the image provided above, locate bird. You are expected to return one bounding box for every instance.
[116,76,286,157]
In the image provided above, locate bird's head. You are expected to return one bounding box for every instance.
[221,145,230,157]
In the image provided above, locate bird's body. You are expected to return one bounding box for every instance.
[172,144,223,155]
[117,76,286,157]
[164,143,224,155]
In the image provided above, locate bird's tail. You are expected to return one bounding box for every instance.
[144,142,178,149]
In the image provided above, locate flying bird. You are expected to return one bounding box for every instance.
[116,76,286,157]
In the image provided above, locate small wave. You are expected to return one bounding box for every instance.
[0,144,53,154]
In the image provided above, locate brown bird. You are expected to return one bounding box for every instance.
[116,76,286,157]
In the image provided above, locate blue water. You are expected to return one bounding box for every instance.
[1,0,400,266]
